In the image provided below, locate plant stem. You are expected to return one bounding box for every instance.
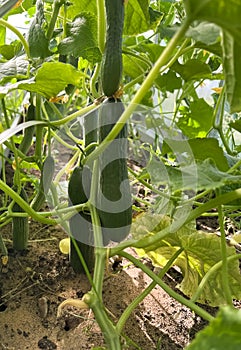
[218,205,233,305]
[116,248,183,334]
[0,180,56,225]
[49,103,99,127]
[84,18,192,164]
[0,18,30,57]
[120,251,213,322]
[46,0,65,40]
[97,0,106,53]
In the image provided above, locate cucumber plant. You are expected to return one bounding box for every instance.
[1,0,241,349]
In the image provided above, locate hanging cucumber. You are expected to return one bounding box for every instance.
[19,104,36,155]
[97,98,132,245]
[101,0,124,97]
[68,165,95,273]
[31,155,55,211]
[12,187,29,251]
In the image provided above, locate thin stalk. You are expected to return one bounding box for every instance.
[90,63,101,98]
[218,205,233,305]
[191,253,241,303]
[34,94,43,161]
[50,103,99,127]
[116,248,183,334]
[0,18,30,57]
[0,180,56,225]
[84,18,192,164]
[97,0,106,53]
[46,0,65,40]
[120,251,213,322]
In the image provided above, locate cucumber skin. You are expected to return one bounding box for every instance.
[68,166,95,272]
[98,98,132,244]
[12,188,29,251]
[101,0,124,97]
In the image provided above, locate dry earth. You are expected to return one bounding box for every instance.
[0,218,217,350]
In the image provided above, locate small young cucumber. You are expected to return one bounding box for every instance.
[12,187,29,251]
[97,98,132,244]
[31,155,55,211]
[68,165,95,273]
[101,0,124,97]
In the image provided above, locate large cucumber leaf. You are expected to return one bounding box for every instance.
[0,62,83,98]
[65,0,96,20]
[185,306,241,350]
[176,98,213,138]
[58,13,101,63]
[132,213,241,306]
[162,138,229,171]
[184,0,241,42]
[0,55,29,83]
[124,0,162,35]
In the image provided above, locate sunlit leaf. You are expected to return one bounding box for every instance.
[65,0,96,19]
[185,306,241,350]
[124,0,150,35]
[177,98,213,138]
[132,213,241,306]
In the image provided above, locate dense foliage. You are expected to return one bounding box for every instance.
[1,0,241,348]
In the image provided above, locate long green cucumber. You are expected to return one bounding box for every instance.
[101,0,124,97]
[68,165,95,273]
[19,104,36,154]
[31,155,55,211]
[97,98,132,245]
[12,187,29,250]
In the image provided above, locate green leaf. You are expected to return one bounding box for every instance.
[222,31,241,113]
[123,52,149,79]
[184,0,241,42]
[147,156,239,192]
[172,59,212,81]
[58,13,101,63]
[0,62,83,98]
[155,70,182,93]
[27,0,50,58]
[187,138,229,171]
[0,44,15,59]
[124,0,150,35]
[177,98,213,138]
[0,55,29,83]
[185,306,241,350]
[186,22,220,45]
[132,213,241,306]
[66,0,96,19]
[229,119,241,133]
[162,137,229,171]
[20,62,83,98]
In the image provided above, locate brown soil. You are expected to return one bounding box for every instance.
[0,218,217,350]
